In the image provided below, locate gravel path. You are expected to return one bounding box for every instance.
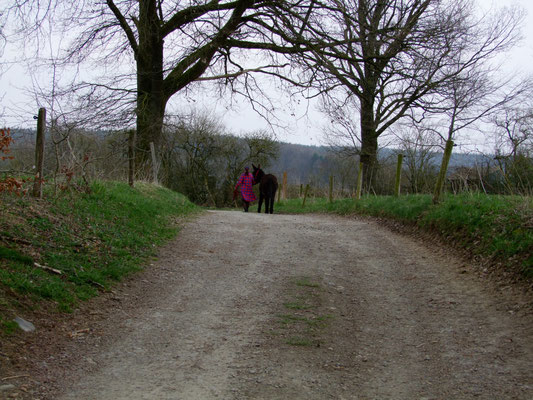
[40,211,533,399]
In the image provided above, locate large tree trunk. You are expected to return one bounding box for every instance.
[359,95,379,192]
[136,0,167,169]
[136,74,165,161]
[360,135,378,192]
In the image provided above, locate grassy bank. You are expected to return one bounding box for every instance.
[0,182,199,329]
[251,194,532,278]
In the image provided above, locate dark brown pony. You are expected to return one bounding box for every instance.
[252,164,278,214]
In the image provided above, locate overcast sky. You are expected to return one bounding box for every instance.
[2,0,533,149]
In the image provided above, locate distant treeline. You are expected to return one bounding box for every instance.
[2,126,531,203]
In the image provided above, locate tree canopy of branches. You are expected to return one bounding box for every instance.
[393,123,438,193]
[3,0,344,167]
[291,0,522,190]
[2,0,524,191]
[492,104,533,193]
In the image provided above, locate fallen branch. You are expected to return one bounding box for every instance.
[69,328,90,338]
[33,262,62,275]
[89,279,105,289]
[1,374,30,381]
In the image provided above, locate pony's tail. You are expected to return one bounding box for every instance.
[269,182,279,199]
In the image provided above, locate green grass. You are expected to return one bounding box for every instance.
[1,318,19,335]
[278,313,308,325]
[0,181,200,317]
[294,276,321,288]
[285,336,315,346]
[267,194,533,277]
[420,195,532,266]
[283,301,311,310]
[274,276,332,347]
[0,247,33,265]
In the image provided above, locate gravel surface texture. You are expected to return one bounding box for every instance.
[2,210,532,399]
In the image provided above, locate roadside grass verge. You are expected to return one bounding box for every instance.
[258,194,532,278]
[0,181,199,327]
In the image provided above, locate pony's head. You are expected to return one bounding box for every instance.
[252,164,264,184]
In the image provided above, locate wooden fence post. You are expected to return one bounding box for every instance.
[282,171,287,200]
[150,142,158,184]
[299,183,303,197]
[302,184,310,207]
[433,140,454,204]
[277,182,282,204]
[355,162,363,200]
[329,175,334,203]
[128,130,135,187]
[32,107,46,198]
[394,154,403,197]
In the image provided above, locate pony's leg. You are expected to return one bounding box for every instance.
[257,193,263,213]
[271,189,277,213]
[264,195,269,213]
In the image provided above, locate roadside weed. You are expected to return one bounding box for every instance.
[274,276,332,347]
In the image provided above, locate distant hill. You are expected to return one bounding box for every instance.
[269,143,330,184]
[269,142,492,186]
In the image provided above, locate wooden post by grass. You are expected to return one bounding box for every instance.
[302,184,310,207]
[433,140,454,204]
[32,107,46,198]
[329,175,334,203]
[128,130,135,187]
[282,171,287,200]
[394,154,403,197]
[299,183,303,197]
[355,162,363,200]
[277,182,282,204]
[150,142,158,184]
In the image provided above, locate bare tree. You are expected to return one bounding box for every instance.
[290,0,444,189]
[393,123,438,193]
[0,7,9,114]
[288,0,522,192]
[493,106,533,160]
[417,27,525,203]
[492,103,533,193]
[3,0,340,168]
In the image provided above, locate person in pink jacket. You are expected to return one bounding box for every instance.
[234,166,257,212]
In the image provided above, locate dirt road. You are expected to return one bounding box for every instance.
[37,211,532,399]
